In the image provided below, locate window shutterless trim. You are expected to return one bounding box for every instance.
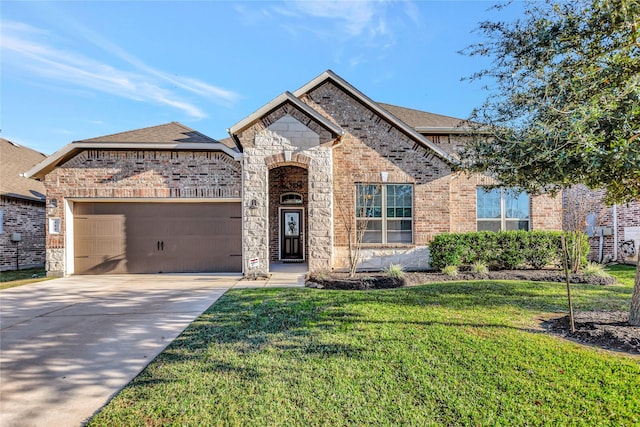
[355,183,413,244]
[476,187,530,231]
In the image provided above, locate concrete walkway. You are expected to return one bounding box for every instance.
[0,271,305,427]
[241,263,309,288]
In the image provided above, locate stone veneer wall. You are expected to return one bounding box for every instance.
[239,105,335,276]
[268,166,309,262]
[43,150,241,276]
[0,196,45,271]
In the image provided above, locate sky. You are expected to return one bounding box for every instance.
[1,0,525,155]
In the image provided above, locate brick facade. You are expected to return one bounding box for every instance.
[301,81,562,270]
[35,71,567,276]
[0,196,45,271]
[43,149,241,276]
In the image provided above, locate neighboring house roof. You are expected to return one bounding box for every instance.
[25,122,241,180]
[0,138,47,203]
[293,70,459,166]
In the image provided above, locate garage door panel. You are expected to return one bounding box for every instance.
[73,202,241,274]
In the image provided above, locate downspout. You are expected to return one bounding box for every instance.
[598,226,604,263]
[613,203,618,262]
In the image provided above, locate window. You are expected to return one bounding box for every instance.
[281,193,303,205]
[477,187,530,231]
[0,210,3,234]
[356,184,413,244]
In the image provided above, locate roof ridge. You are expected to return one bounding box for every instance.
[77,122,189,143]
[377,102,466,123]
[0,137,47,157]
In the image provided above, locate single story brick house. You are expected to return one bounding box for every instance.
[1,138,47,271]
[26,70,562,276]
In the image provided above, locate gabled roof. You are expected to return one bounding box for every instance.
[227,91,344,149]
[0,138,46,202]
[25,122,241,180]
[79,122,218,144]
[292,70,459,165]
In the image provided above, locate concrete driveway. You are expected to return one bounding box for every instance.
[0,274,242,427]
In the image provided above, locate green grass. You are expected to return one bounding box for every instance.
[89,268,640,426]
[606,264,637,287]
[0,268,50,290]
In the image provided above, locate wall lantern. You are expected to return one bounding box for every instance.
[46,198,58,215]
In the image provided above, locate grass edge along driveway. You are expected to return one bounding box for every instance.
[89,266,639,426]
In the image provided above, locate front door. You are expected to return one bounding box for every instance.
[281,209,303,260]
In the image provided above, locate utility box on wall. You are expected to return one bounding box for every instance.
[623,227,639,262]
[11,233,22,242]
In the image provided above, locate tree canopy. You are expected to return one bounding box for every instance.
[461,0,639,205]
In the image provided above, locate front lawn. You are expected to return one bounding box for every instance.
[89,267,639,426]
[606,263,637,287]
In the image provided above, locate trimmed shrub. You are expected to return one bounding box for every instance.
[524,231,559,269]
[496,230,527,269]
[428,233,464,269]
[429,230,588,271]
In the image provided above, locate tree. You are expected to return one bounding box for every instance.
[336,184,382,278]
[461,0,640,324]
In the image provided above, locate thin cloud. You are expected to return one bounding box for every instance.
[0,20,238,118]
[287,1,378,37]
[252,0,419,68]
[49,16,240,105]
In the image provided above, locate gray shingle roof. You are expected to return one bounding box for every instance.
[377,103,467,129]
[78,122,219,144]
[0,138,46,202]
[24,122,240,181]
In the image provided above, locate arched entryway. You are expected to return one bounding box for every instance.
[268,165,308,262]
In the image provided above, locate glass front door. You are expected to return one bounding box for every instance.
[281,209,303,260]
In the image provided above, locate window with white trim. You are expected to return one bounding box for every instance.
[477,187,530,231]
[356,184,413,244]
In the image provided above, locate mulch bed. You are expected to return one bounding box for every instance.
[306,269,639,355]
[543,312,640,354]
[305,269,616,290]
